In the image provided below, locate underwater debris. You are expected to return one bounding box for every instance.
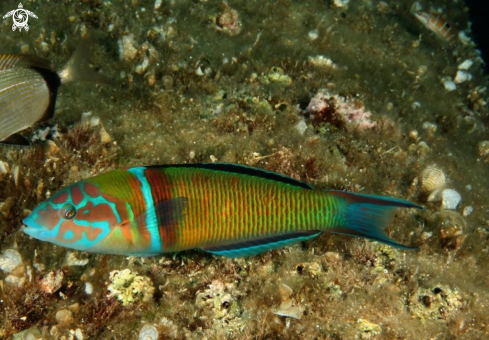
[0,249,22,274]
[39,270,64,294]
[407,284,465,320]
[64,252,89,267]
[55,309,74,325]
[333,0,350,9]
[139,324,159,340]
[215,2,242,36]
[478,141,489,163]
[118,34,138,61]
[355,319,381,340]
[429,210,467,250]
[308,55,340,70]
[195,279,244,333]
[440,189,462,210]
[264,67,292,86]
[419,164,447,195]
[107,269,155,306]
[305,89,377,130]
[273,283,304,320]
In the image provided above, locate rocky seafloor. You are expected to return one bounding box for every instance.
[0,0,488,339]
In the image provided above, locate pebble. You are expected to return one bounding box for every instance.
[454,70,472,84]
[85,282,94,295]
[458,59,473,70]
[65,252,89,266]
[55,309,74,324]
[0,249,22,273]
[443,80,457,91]
[462,206,473,217]
[40,270,64,294]
[295,119,307,135]
[441,189,461,210]
[119,34,138,61]
[0,160,9,176]
[139,325,159,340]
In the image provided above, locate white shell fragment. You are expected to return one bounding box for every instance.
[295,119,307,135]
[273,300,304,320]
[0,160,9,176]
[84,282,94,295]
[458,59,473,70]
[139,324,159,340]
[441,189,461,210]
[463,206,473,217]
[0,249,22,273]
[65,252,89,266]
[308,55,339,70]
[420,165,446,194]
[454,70,472,84]
[333,0,350,8]
[443,80,457,91]
[308,29,319,41]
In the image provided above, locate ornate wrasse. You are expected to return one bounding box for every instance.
[23,163,422,257]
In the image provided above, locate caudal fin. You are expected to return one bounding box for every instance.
[328,190,422,249]
[58,34,112,85]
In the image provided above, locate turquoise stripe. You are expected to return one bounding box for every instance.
[128,167,162,252]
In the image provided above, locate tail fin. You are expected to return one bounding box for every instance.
[328,190,422,250]
[58,34,112,85]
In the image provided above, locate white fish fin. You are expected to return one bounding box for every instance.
[57,34,111,85]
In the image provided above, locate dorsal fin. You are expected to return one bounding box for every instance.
[0,54,52,71]
[152,163,313,190]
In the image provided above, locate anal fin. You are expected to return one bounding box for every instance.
[201,230,322,258]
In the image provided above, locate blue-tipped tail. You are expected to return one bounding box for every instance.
[328,191,422,249]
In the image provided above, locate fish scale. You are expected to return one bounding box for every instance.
[23,163,422,257]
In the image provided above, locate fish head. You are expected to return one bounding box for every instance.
[23,180,122,253]
[413,11,430,26]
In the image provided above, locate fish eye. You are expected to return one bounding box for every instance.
[60,204,77,220]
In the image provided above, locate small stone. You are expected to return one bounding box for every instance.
[65,252,89,266]
[441,189,461,210]
[55,309,74,324]
[462,206,473,217]
[295,119,307,135]
[40,270,64,294]
[139,324,159,340]
[99,126,112,144]
[454,70,472,84]
[0,249,22,273]
[458,59,473,70]
[0,160,9,176]
[85,282,94,295]
[119,34,138,61]
[443,80,457,91]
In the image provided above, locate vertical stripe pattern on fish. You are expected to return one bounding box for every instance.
[23,163,422,257]
[413,11,458,45]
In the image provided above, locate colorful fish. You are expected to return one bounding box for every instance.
[0,35,110,145]
[22,163,422,257]
[413,11,458,45]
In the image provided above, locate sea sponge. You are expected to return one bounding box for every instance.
[107,269,155,306]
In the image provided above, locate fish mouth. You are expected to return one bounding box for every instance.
[22,216,42,238]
